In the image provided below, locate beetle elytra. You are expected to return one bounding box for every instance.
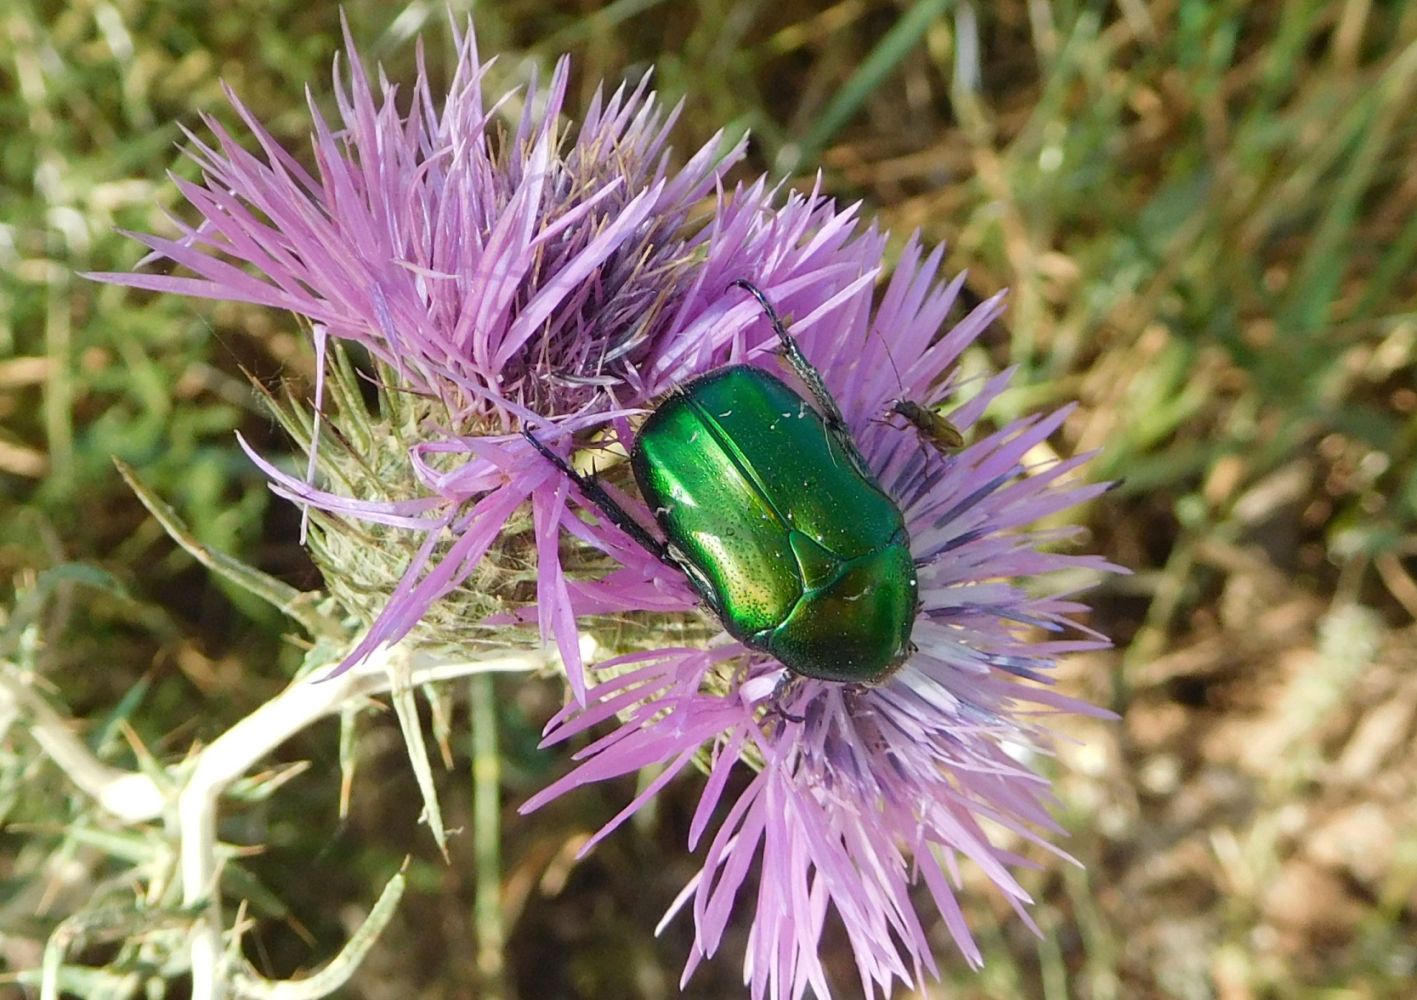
[525,281,936,685]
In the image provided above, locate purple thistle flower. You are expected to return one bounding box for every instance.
[88,21,868,694]
[520,230,1120,998]
[90,18,1119,995]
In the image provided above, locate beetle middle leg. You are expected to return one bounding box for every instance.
[522,428,678,569]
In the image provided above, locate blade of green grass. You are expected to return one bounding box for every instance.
[779,0,954,172]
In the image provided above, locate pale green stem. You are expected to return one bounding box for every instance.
[178,642,564,1000]
[470,671,507,998]
[9,615,592,999]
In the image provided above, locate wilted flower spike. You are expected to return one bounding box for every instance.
[523,236,1120,999]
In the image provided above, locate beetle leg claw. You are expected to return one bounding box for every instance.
[762,669,806,725]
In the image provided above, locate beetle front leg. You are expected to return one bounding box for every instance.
[730,279,851,436]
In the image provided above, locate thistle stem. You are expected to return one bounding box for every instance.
[8,637,583,1000]
[470,671,507,998]
[177,642,562,1000]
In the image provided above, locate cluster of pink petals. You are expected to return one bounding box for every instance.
[95,22,1119,999]
[523,237,1119,998]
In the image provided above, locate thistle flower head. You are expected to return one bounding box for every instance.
[92,21,858,692]
[521,233,1120,998]
[93,21,1118,997]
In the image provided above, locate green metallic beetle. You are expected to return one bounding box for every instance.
[526,280,955,685]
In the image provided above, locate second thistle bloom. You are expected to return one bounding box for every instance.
[524,223,1119,998]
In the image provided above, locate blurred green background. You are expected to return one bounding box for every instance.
[3,0,1416,997]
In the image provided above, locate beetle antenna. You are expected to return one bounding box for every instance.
[873,312,911,402]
